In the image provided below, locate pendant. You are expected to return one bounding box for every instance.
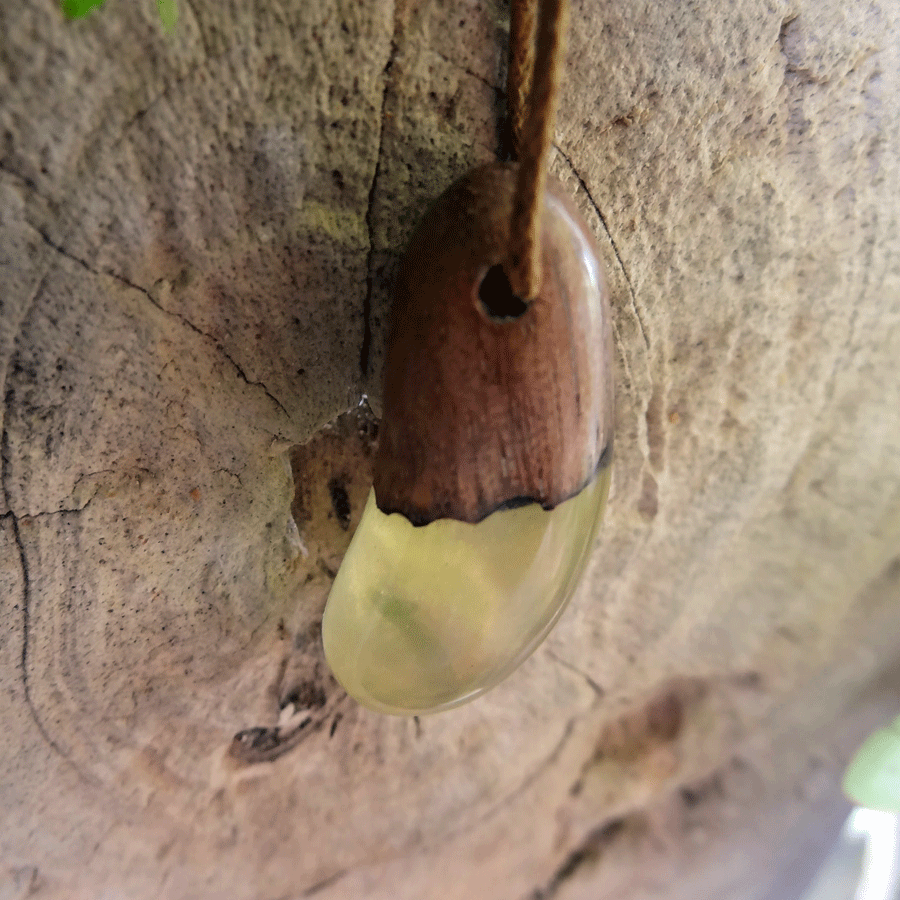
[321,161,614,715]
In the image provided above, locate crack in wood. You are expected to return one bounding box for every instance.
[106,1,228,152]
[545,649,604,697]
[529,817,629,900]
[0,424,88,779]
[26,222,291,420]
[0,158,42,197]
[553,143,650,354]
[431,48,503,95]
[7,503,95,520]
[361,1,400,378]
[442,716,579,844]
[300,867,350,897]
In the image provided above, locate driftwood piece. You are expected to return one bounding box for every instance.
[2,1,900,898]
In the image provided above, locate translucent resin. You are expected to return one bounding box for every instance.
[322,466,610,715]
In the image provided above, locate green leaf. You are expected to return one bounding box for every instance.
[62,0,106,19]
[157,0,178,33]
[843,715,900,812]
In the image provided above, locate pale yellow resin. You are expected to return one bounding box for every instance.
[322,467,610,715]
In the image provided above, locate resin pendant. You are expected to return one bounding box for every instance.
[322,161,614,715]
[323,469,610,714]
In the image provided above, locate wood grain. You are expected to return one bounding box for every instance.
[1,0,900,898]
[375,162,614,524]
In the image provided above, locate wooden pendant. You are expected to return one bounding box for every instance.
[375,161,614,525]
[320,161,615,715]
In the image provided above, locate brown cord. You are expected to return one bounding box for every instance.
[505,0,569,302]
[507,0,537,159]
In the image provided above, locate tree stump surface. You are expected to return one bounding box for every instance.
[1,1,899,898]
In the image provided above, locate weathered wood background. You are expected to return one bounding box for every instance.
[2,1,899,897]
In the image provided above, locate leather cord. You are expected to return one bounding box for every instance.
[505,0,569,302]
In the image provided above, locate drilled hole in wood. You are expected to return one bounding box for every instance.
[478,264,528,320]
